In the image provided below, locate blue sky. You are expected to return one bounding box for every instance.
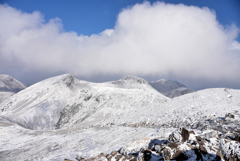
[2,0,240,39]
[0,0,240,90]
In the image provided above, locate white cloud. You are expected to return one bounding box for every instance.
[0,2,240,86]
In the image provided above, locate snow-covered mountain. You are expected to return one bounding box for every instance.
[150,79,194,98]
[0,74,168,130]
[0,74,240,161]
[0,75,26,103]
[0,74,26,92]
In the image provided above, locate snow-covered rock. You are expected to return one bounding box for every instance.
[150,79,194,98]
[168,127,190,143]
[221,138,240,160]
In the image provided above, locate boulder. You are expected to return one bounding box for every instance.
[143,149,152,161]
[169,127,189,143]
[225,113,235,119]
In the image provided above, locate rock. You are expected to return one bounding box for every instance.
[196,136,202,141]
[168,127,189,143]
[114,155,122,160]
[235,135,240,142]
[163,147,171,161]
[154,144,161,153]
[193,149,203,161]
[216,149,224,160]
[207,130,219,138]
[106,155,113,161]
[182,128,190,142]
[174,151,188,160]
[143,149,152,161]
[64,159,72,161]
[129,157,137,161]
[137,149,144,161]
[187,144,196,150]
[168,142,180,149]
[199,144,208,155]
[99,153,106,158]
[225,113,235,119]
[189,131,195,135]
[111,151,118,156]
[198,140,208,155]
[220,139,240,161]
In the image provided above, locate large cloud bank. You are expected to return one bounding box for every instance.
[0,2,240,86]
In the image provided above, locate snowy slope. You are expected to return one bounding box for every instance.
[0,87,240,160]
[150,79,194,98]
[0,74,168,130]
[0,75,26,92]
[0,91,14,103]
[0,74,240,160]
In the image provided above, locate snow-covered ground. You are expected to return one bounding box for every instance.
[0,91,14,103]
[0,74,239,160]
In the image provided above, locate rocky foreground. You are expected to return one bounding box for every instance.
[66,127,240,161]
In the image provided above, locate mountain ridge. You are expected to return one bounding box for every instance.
[0,74,168,130]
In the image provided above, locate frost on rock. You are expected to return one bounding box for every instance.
[221,139,240,160]
[168,127,189,143]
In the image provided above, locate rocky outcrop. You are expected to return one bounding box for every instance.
[168,127,190,143]
[76,127,240,161]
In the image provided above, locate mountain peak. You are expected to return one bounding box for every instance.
[154,79,186,88]
[121,75,149,84]
[150,79,193,98]
[0,74,26,92]
[107,75,150,90]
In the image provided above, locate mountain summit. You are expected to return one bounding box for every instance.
[150,79,194,98]
[0,75,26,103]
[0,74,26,92]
